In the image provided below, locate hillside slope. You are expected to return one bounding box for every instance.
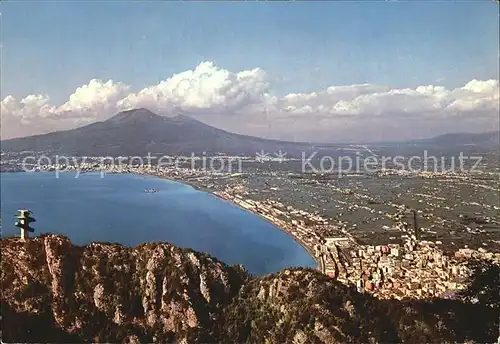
[1,234,498,343]
[410,131,500,149]
[0,109,315,157]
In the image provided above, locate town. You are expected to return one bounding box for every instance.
[2,150,499,300]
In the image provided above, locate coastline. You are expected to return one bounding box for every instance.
[140,172,324,273]
[2,170,323,273]
[214,192,323,272]
[5,171,500,300]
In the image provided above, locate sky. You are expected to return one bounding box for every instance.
[1,1,499,142]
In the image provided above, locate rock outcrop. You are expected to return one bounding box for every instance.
[1,234,247,343]
[1,234,498,343]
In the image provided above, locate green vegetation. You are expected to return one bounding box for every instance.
[220,268,498,343]
[1,236,499,343]
[459,259,500,311]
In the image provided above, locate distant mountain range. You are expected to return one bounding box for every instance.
[0,109,317,157]
[1,108,498,156]
[410,131,500,148]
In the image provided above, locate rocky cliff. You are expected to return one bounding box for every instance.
[1,235,498,343]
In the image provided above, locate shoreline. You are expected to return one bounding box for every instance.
[2,170,323,273]
[140,172,324,273]
[214,192,323,272]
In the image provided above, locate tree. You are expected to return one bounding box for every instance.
[459,259,500,311]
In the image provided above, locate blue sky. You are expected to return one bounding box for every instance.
[1,1,498,142]
[2,1,498,103]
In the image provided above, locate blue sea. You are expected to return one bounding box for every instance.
[0,172,315,275]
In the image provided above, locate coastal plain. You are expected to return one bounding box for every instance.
[3,142,498,300]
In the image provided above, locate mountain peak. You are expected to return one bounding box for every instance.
[106,109,199,125]
[0,107,311,157]
[106,108,160,124]
[172,113,200,124]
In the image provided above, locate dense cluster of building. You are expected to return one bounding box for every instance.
[339,238,500,299]
[216,184,500,300]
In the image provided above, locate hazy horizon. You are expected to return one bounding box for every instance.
[2,106,499,146]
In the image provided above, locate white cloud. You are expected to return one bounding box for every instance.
[1,62,499,142]
[58,79,130,114]
[1,79,129,126]
[279,80,499,118]
[117,61,269,113]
